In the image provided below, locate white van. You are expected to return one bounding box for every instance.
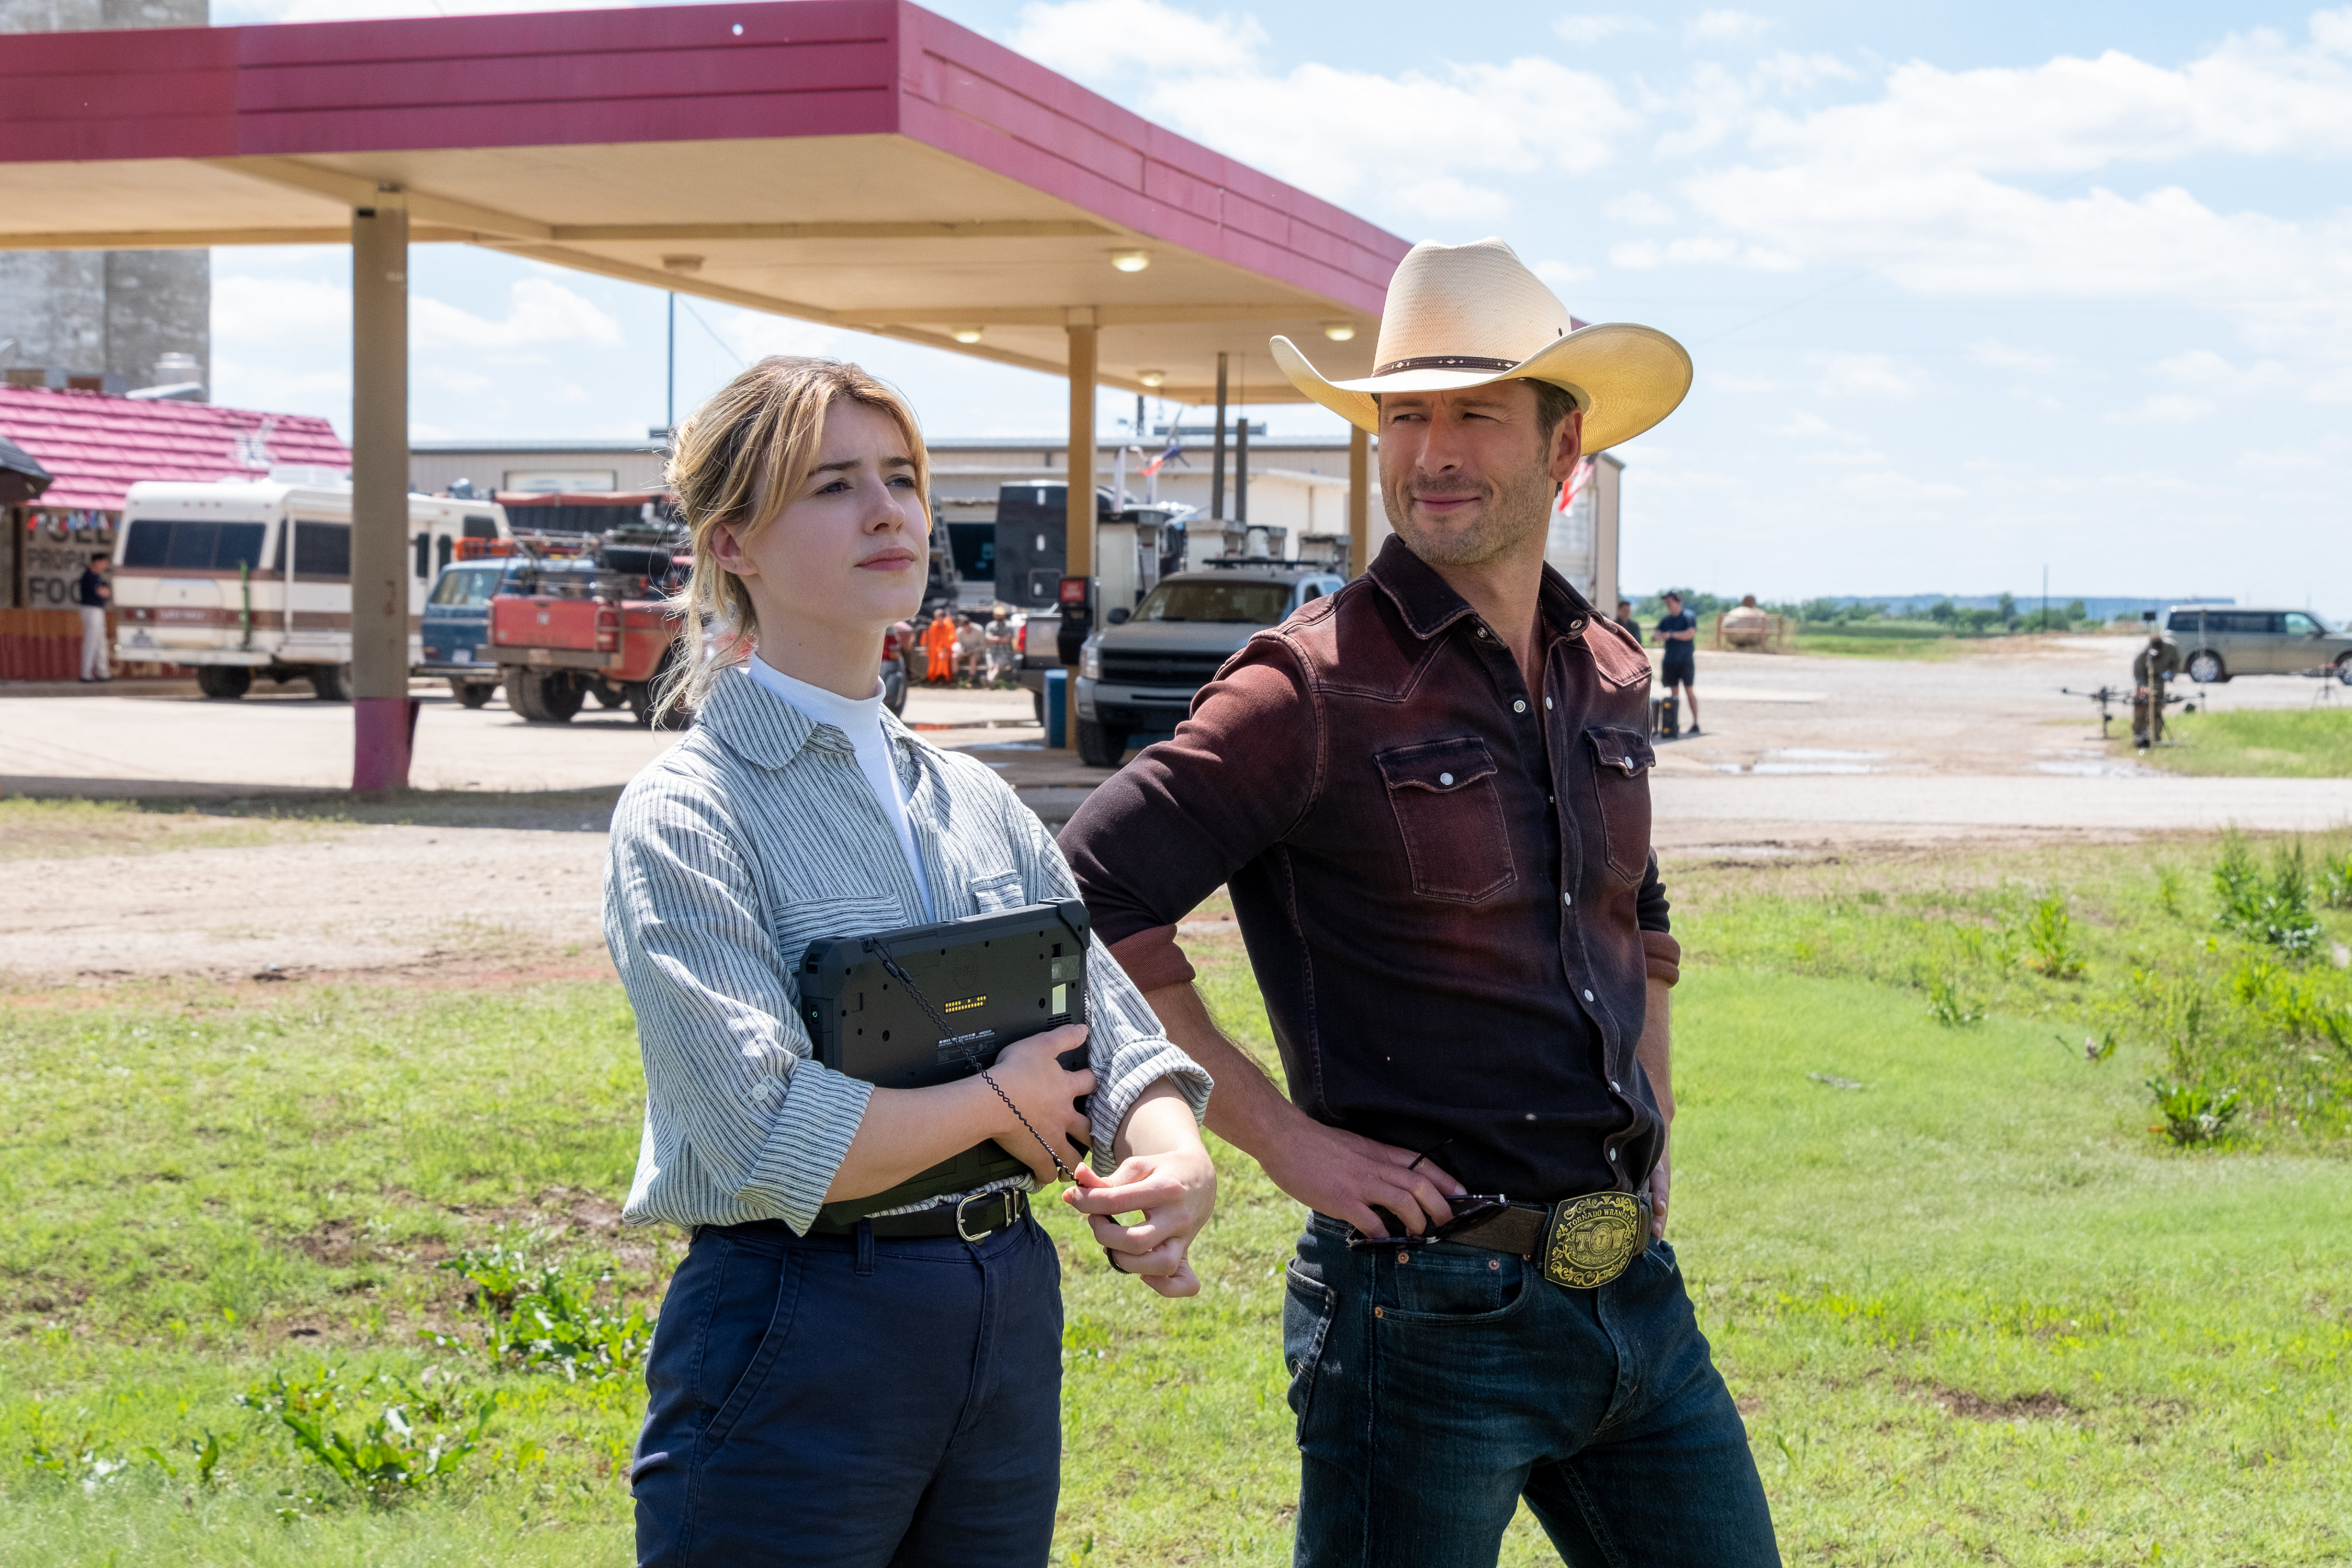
[112,473,509,700]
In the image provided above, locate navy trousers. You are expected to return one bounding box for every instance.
[1285,1214,1780,1567]
[633,1215,1063,1568]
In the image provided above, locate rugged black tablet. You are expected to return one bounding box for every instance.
[801,901,1093,1224]
[800,899,1091,1090]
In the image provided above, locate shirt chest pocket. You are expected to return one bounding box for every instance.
[1375,735,1517,904]
[1584,726,1654,885]
[968,868,1027,913]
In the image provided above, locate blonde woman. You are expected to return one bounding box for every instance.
[606,358,1215,1567]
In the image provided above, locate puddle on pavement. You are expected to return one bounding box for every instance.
[2032,747,2150,778]
[1716,748,1889,776]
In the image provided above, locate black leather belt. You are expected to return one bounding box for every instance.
[1352,1191,1651,1290]
[807,1188,1029,1242]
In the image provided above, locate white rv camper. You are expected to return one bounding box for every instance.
[111,474,509,699]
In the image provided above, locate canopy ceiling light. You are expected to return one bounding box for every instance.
[1109,249,1150,273]
[950,326,985,344]
[1322,322,1356,341]
[1136,368,1166,387]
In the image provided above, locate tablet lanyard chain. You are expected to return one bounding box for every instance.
[868,937,1075,1184]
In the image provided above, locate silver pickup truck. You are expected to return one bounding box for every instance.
[1071,563,1347,766]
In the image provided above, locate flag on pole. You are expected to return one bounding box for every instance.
[1555,456,1594,512]
[1141,408,1190,476]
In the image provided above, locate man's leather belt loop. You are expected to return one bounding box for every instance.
[1392,1192,1651,1290]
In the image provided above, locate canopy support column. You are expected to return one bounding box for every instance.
[1064,317,1096,752]
[350,192,412,792]
[1348,423,1369,577]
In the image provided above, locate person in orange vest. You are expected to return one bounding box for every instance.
[922,607,958,684]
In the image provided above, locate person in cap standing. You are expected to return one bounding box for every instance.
[1654,590,1700,736]
[1061,238,1778,1566]
[76,552,112,683]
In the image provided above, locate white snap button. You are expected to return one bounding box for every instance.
[1514,699,1527,713]
[1583,988,1594,1001]
[1544,696,1553,710]
[1608,1147,1619,1161]
[1562,892,1572,905]
[1438,772,1453,785]
[1610,1079,1620,1091]
[1476,626,1488,637]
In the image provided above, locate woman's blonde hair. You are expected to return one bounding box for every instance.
[657,357,930,721]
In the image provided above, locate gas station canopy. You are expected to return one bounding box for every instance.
[0,0,1407,404]
[1,0,1407,788]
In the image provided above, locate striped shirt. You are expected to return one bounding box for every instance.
[604,664,1211,1234]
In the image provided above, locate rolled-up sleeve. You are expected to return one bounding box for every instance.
[1061,639,1320,1000]
[1014,804,1212,1170]
[605,772,871,1234]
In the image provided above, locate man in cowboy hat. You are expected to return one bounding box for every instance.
[1060,238,1778,1565]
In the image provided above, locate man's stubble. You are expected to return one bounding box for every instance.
[1383,443,1560,570]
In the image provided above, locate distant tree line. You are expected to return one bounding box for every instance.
[1627,590,2097,637]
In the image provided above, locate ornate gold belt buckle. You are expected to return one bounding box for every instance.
[1540,1192,1646,1289]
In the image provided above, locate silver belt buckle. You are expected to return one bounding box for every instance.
[956,1190,1011,1242]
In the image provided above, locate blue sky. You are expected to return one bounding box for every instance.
[207,0,2352,607]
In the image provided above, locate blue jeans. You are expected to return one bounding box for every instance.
[1284,1213,1778,1567]
[632,1215,1063,1567]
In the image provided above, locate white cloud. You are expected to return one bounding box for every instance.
[1970,339,2070,374]
[412,278,623,354]
[2007,388,2065,413]
[1609,235,1798,270]
[1812,351,1924,400]
[1606,191,1679,226]
[1686,9,1773,46]
[2108,394,2216,424]
[1775,412,1865,441]
[1007,0,1265,76]
[1554,13,1650,45]
[1007,0,1639,219]
[213,274,347,346]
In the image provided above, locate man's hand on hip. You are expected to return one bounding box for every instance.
[1260,1118,1462,1240]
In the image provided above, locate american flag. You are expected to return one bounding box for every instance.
[1140,410,1189,477]
[1555,456,1594,513]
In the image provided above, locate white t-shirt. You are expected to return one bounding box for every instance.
[741,656,934,920]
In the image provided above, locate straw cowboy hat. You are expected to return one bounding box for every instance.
[1271,238,1692,452]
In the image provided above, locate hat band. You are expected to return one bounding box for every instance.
[1372,354,1520,377]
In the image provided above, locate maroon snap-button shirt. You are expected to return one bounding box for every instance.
[1061,536,1680,1202]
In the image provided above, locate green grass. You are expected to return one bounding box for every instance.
[6,836,2352,1563]
[1788,620,1966,661]
[2130,706,2352,777]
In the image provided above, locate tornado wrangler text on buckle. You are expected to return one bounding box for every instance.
[1541,1192,1646,1289]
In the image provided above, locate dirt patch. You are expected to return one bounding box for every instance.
[1922,1384,2075,1420]
[0,822,612,986]
[286,1218,370,1268]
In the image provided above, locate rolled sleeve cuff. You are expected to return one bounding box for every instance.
[1643,930,1682,988]
[1108,924,1197,993]
[1088,1039,1213,1174]
[742,1058,875,1236]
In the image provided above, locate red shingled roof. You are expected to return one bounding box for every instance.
[0,387,350,513]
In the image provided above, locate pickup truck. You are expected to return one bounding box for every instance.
[478,531,690,726]
[1073,563,1347,765]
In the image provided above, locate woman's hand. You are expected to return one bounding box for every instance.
[985,1025,1095,1184]
[1062,1079,1217,1296]
[1063,1149,1216,1296]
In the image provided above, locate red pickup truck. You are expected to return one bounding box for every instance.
[478,533,689,726]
